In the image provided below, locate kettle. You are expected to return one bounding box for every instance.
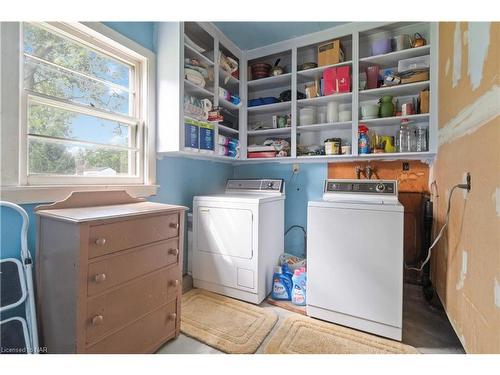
[410,33,427,48]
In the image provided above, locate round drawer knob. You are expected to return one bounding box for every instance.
[93,273,106,283]
[95,238,106,246]
[91,315,104,326]
[168,248,179,256]
[168,313,177,321]
[169,223,179,229]
[170,279,179,287]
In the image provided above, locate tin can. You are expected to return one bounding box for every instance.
[324,138,341,155]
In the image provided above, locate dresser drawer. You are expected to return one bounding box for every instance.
[88,213,180,259]
[85,300,177,354]
[87,238,180,297]
[86,267,180,344]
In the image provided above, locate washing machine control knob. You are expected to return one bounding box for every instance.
[375,183,385,192]
[266,181,274,188]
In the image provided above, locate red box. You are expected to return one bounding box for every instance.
[336,66,350,93]
[323,67,337,95]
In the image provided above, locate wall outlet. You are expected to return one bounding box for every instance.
[292,164,300,173]
[462,172,471,199]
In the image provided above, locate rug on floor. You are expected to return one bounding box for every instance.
[181,289,278,354]
[263,315,418,354]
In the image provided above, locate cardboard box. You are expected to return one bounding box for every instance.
[323,67,337,95]
[419,90,430,114]
[400,70,429,84]
[336,66,351,93]
[318,40,344,67]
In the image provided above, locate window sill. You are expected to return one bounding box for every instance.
[0,184,159,204]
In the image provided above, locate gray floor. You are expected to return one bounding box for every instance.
[157,283,464,354]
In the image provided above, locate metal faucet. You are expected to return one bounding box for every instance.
[365,165,374,179]
[355,166,362,179]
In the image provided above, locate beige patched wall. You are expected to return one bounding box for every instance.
[432,22,500,353]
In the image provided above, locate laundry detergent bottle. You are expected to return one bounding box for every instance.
[271,266,292,301]
[292,269,307,306]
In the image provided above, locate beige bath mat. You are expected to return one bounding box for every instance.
[264,315,418,354]
[181,289,278,353]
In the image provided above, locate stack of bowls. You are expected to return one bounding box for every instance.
[251,63,272,80]
[300,107,316,125]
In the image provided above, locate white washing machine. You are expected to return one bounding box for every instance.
[193,179,285,304]
[307,179,404,341]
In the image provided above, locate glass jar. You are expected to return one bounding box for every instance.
[415,125,428,152]
[397,119,412,153]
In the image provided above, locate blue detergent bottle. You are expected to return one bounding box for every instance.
[271,266,292,300]
[292,269,307,306]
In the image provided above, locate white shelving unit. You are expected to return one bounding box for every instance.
[157,21,438,164]
[157,22,242,161]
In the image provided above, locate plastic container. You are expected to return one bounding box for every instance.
[271,266,293,301]
[292,269,307,306]
[398,54,430,73]
[371,38,392,56]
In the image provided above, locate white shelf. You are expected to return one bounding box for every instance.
[184,43,214,66]
[359,45,431,67]
[297,61,352,81]
[184,79,214,97]
[247,101,291,114]
[355,151,436,161]
[247,73,292,91]
[217,123,239,134]
[247,127,291,136]
[359,81,430,99]
[360,113,430,126]
[297,154,353,160]
[297,92,352,106]
[297,121,352,132]
[218,96,241,111]
[244,156,292,163]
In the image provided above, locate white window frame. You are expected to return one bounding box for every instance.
[1,22,157,203]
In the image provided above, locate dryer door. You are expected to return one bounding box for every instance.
[197,206,253,259]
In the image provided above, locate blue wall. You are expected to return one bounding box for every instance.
[233,162,327,257]
[103,22,155,51]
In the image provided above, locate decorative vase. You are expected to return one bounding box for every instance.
[379,95,394,118]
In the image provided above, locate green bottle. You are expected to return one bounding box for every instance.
[379,95,394,118]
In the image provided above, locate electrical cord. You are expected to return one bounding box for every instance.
[285,225,307,258]
[405,180,469,272]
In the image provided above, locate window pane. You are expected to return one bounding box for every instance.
[24,23,131,88]
[28,103,132,147]
[28,137,134,176]
[24,56,131,115]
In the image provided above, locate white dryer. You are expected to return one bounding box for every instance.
[307,179,404,341]
[193,179,285,304]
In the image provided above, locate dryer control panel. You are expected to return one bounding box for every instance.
[226,179,284,194]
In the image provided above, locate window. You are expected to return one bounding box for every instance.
[1,22,156,202]
[22,22,145,183]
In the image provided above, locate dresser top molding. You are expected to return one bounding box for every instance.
[35,190,187,223]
